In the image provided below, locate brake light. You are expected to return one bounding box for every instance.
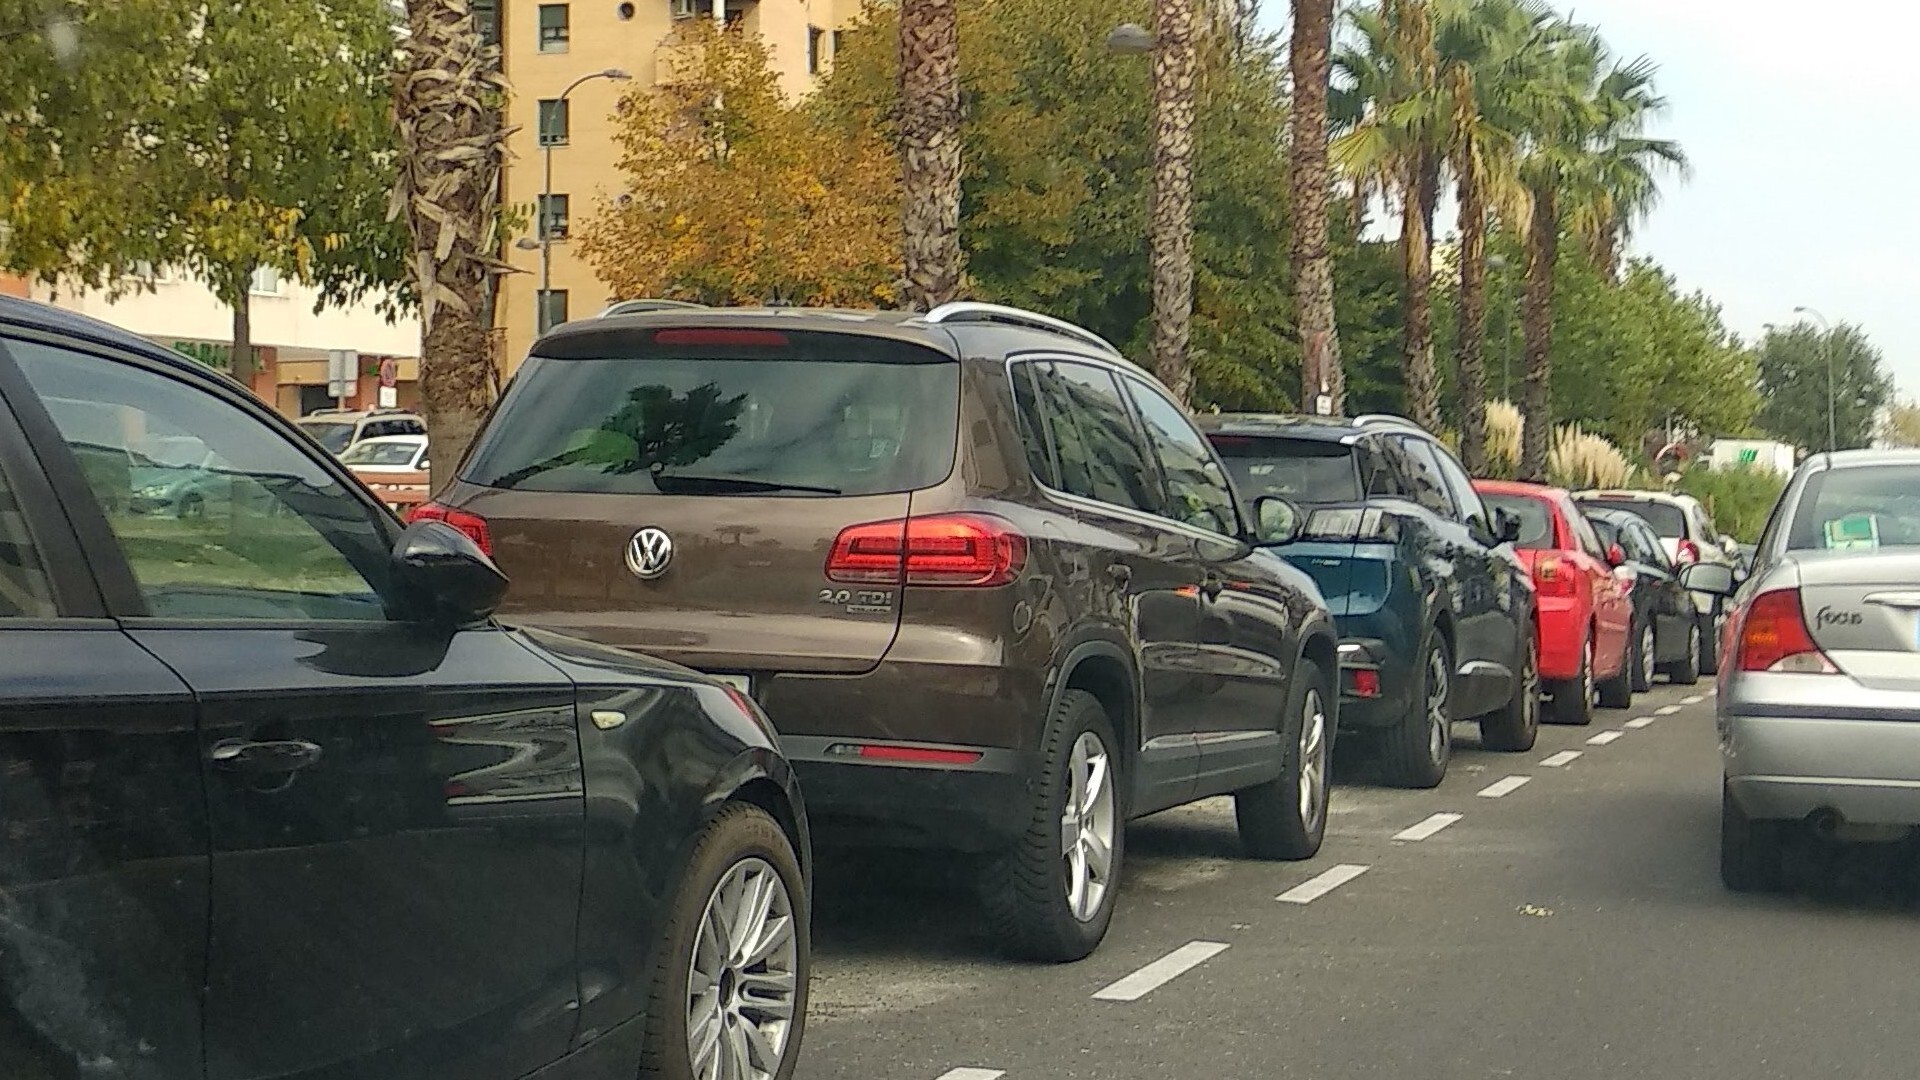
[826,514,1026,587]
[1735,588,1837,674]
[407,501,493,556]
[652,327,790,347]
[1535,555,1578,597]
[1676,539,1701,565]
[851,744,984,765]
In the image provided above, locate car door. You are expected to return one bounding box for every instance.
[6,336,587,1080]
[1394,436,1505,717]
[1626,518,1692,661]
[0,358,209,1080]
[1118,374,1295,790]
[1563,499,1632,671]
[1025,360,1205,813]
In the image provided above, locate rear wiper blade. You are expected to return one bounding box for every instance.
[649,471,842,496]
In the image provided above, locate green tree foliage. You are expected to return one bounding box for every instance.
[1677,465,1786,545]
[1755,322,1893,454]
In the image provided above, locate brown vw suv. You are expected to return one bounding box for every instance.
[420,302,1339,961]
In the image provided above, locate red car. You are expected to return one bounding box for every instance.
[1474,480,1634,724]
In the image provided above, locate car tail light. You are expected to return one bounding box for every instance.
[1735,588,1837,674]
[1535,555,1578,597]
[1303,507,1398,542]
[826,514,1027,587]
[825,742,985,765]
[1676,539,1701,565]
[1349,669,1382,698]
[407,501,493,557]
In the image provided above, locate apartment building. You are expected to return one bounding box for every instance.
[488,0,855,370]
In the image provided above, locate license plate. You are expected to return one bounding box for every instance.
[709,672,754,697]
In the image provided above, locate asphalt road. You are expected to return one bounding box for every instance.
[798,680,1920,1080]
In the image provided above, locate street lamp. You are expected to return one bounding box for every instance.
[1794,305,1836,453]
[538,67,632,333]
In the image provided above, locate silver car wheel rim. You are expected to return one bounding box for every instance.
[1062,731,1116,923]
[1639,625,1655,685]
[1426,647,1450,762]
[1690,624,1701,666]
[1299,688,1328,832]
[687,857,798,1080]
[1522,640,1540,730]
[1583,641,1596,705]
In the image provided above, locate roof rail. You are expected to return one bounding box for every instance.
[598,298,709,318]
[1352,413,1430,434]
[923,301,1122,358]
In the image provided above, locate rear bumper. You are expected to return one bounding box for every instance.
[1535,597,1586,681]
[1723,710,1920,825]
[780,737,1038,852]
[1330,633,1412,730]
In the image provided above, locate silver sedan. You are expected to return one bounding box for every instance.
[1685,448,1920,892]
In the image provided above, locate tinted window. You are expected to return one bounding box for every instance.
[1124,378,1238,536]
[1359,442,1403,497]
[1563,500,1605,557]
[1212,436,1360,504]
[463,336,959,497]
[1428,444,1489,528]
[1009,362,1058,488]
[1589,514,1621,551]
[1480,493,1556,549]
[1581,498,1686,538]
[0,438,54,618]
[13,341,393,621]
[1033,362,1163,515]
[1393,437,1457,519]
[299,420,356,453]
[1626,519,1670,567]
[1786,465,1920,550]
[341,440,424,467]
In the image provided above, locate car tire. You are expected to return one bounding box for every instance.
[1629,620,1656,694]
[1236,658,1333,860]
[1720,782,1785,894]
[1698,607,1723,676]
[981,689,1124,962]
[1596,633,1633,709]
[1664,621,1702,686]
[1478,627,1539,753]
[638,803,809,1080]
[1547,637,1595,726]
[1380,634,1450,789]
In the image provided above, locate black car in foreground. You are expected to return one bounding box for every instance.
[1586,506,1703,687]
[0,296,810,1080]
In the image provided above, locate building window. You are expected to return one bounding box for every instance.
[807,25,824,74]
[472,0,500,46]
[537,99,570,145]
[537,4,569,52]
[249,267,281,295]
[537,289,569,333]
[833,29,846,55]
[538,194,570,240]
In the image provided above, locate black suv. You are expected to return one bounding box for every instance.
[0,297,810,1080]
[430,301,1341,961]
[1201,414,1540,786]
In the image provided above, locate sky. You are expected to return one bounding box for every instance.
[1258,0,1920,396]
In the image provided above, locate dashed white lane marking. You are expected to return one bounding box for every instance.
[1540,749,1583,767]
[1092,941,1230,1001]
[1393,812,1463,841]
[1657,703,1684,716]
[1276,864,1371,904]
[1477,775,1532,798]
[1625,716,1657,729]
[1681,694,1705,705]
[1587,730,1626,745]
[936,1070,1006,1080]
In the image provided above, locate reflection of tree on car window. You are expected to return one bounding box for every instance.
[490,383,747,488]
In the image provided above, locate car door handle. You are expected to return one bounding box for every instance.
[1866,592,1920,609]
[209,739,324,774]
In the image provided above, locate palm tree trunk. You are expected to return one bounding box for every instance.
[1401,152,1439,431]
[1519,185,1558,481]
[395,0,512,486]
[1147,0,1199,404]
[1453,152,1488,474]
[1288,0,1343,416]
[898,0,964,311]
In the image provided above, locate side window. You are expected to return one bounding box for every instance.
[11,341,396,621]
[1633,522,1670,568]
[1033,362,1163,516]
[0,434,56,618]
[1009,362,1059,488]
[1358,442,1402,497]
[1565,502,1605,558]
[1393,436,1458,520]
[1427,443,1489,529]
[1121,377,1239,536]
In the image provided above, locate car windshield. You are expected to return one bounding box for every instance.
[340,440,422,467]
[298,421,356,453]
[1210,436,1360,504]
[1787,465,1920,550]
[1480,493,1557,549]
[463,344,959,496]
[1580,498,1686,539]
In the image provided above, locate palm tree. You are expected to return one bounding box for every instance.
[393,0,512,481]
[1514,31,1686,479]
[898,0,964,311]
[1289,0,1344,416]
[1146,0,1200,404]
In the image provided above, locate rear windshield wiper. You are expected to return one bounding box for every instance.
[649,471,843,496]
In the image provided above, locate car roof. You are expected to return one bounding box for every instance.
[0,295,213,376]
[348,434,427,446]
[297,410,422,423]
[1199,413,1382,445]
[1474,478,1572,502]
[1574,488,1686,505]
[1810,448,1920,470]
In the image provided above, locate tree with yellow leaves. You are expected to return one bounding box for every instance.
[578,22,901,307]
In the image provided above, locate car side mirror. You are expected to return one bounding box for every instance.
[393,521,508,625]
[1679,561,1736,598]
[1251,495,1303,545]
[1606,543,1627,568]
[1495,508,1523,545]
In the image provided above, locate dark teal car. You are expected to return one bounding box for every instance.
[1203,414,1540,787]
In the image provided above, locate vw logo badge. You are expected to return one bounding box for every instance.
[625,527,674,580]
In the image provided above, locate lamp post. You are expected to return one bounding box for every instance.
[1794,305,1836,453]
[538,68,631,334]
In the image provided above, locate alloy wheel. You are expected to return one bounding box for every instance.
[1061,731,1117,923]
[1582,641,1597,706]
[686,857,800,1080]
[1639,624,1656,686]
[1521,638,1541,735]
[1426,646,1451,764]
[1298,687,1329,835]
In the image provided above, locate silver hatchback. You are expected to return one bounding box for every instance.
[1685,449,1920,891]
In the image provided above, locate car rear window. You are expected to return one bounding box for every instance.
[1787,465,1920,550]
[1479,493,1556,549]
[298,421,356,453]
[1210,436,1359,504]
[1580,498,1685,538]
[463,330,960,496]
